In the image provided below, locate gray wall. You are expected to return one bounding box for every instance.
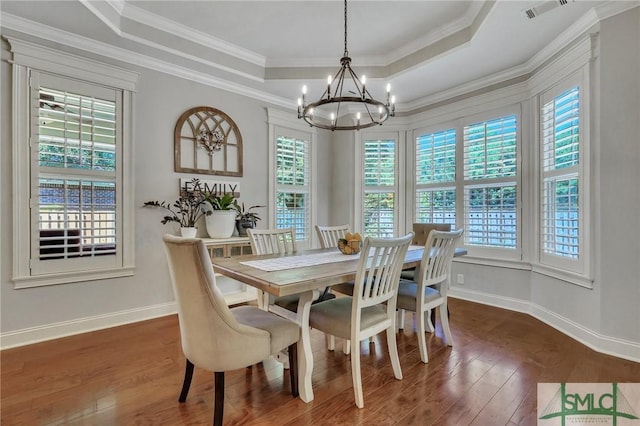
[596,8,640,341]
[0,39,330,335]
[449,9,640,346]
[1,6,638,357]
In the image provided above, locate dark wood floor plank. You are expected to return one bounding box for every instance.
[2,299,639,425]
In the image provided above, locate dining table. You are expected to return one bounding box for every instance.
[210,244,467,403]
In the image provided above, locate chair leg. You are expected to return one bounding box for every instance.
[440,303,454,346]
[350,339,364,408]
[343,339,351,355]
[426,309,435,333]
[398,309,405,330]
[288,343,299,397]
[417,310,429,363]
[326,334,335,351]
[213,371,224,426]
[178,359,194,403]
[386,326,403,380]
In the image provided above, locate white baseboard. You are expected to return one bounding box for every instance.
[0,302,177,350]
[449,288,640,363]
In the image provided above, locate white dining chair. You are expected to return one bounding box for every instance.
[162,234,300,426]
[398,222,452,329]
[396,229,463,363]
[308,233,413,408]
[315,224,350,248]
[247,228,336,356]
[315,224,351,351]
[247,227,300,317]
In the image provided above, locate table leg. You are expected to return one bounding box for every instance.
[295,289,318,403]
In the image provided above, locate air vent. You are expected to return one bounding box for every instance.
[522,0,574,19]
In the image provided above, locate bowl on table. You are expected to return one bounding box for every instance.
[337,233,363,255]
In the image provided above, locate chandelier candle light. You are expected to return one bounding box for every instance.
[297,0,395,131]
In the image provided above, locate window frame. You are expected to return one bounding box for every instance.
[461,111,521,260]
[410,106,522,261]
[267,109,317,250]
[354,130,405,238]
[413,126,457,227]
[534,70,592,284]
[9,38,137,288]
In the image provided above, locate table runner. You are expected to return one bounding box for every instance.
[240,245,423,272]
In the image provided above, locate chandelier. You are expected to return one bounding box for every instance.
[297,0,395,131]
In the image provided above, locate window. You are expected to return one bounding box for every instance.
[362,138,397,238]
[540,84,585,274]
[33,79,118,275]
[463,115,519,254]
[10,39,137,287]
[275,135,310,241]
[415,129,456,227]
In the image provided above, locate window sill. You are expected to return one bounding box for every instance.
[12,267,135,289]
[453,257,594,289]
[453,255,531,271]
[531,263,593,289]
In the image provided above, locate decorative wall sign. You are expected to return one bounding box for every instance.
[179,178,240,198]
[174,106,243,176]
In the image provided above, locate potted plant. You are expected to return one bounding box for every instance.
[143,179,210,237]
[233,201,265,236]
[202,192,237,238]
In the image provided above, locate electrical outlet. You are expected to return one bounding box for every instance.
[457,274,464,285]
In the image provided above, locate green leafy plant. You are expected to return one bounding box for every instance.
[203,192,236,210]
[233,201,265,224]
[143,178,211,227]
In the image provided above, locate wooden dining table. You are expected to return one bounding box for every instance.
[210,245,466,403]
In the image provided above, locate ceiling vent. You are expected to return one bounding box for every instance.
[523,0,574,19]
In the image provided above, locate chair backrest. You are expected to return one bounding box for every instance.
[315,224,350,249]
[412,222,451,246]
[247,227,296,255]
[417,229,464,291]
[352,233,414,312]
[162,234,271,371]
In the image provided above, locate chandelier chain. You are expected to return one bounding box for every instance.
[343,0,348,57]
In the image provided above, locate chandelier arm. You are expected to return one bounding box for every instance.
[345,65,364,98]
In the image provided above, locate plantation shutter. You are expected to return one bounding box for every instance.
[276,135,310,240]
[415,129,456,225]
[462,115,518,250]
[31,72,121,275]
[541,86,580,260]
[363,139,396,237]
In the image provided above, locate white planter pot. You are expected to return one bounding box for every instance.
[205,210,237,238]
[180,227,198,238]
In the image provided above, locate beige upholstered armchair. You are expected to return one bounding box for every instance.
[162,234,300,426]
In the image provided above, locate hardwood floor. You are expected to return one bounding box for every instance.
[2,298,638,425]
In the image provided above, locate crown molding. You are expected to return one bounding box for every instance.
[383,0,490,65]
[0,13,291,109]
[79,0,265,68]
[401,0,629,115]
[402,62,530,113]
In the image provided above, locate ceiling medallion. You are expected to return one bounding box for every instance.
[297,0,395,131]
